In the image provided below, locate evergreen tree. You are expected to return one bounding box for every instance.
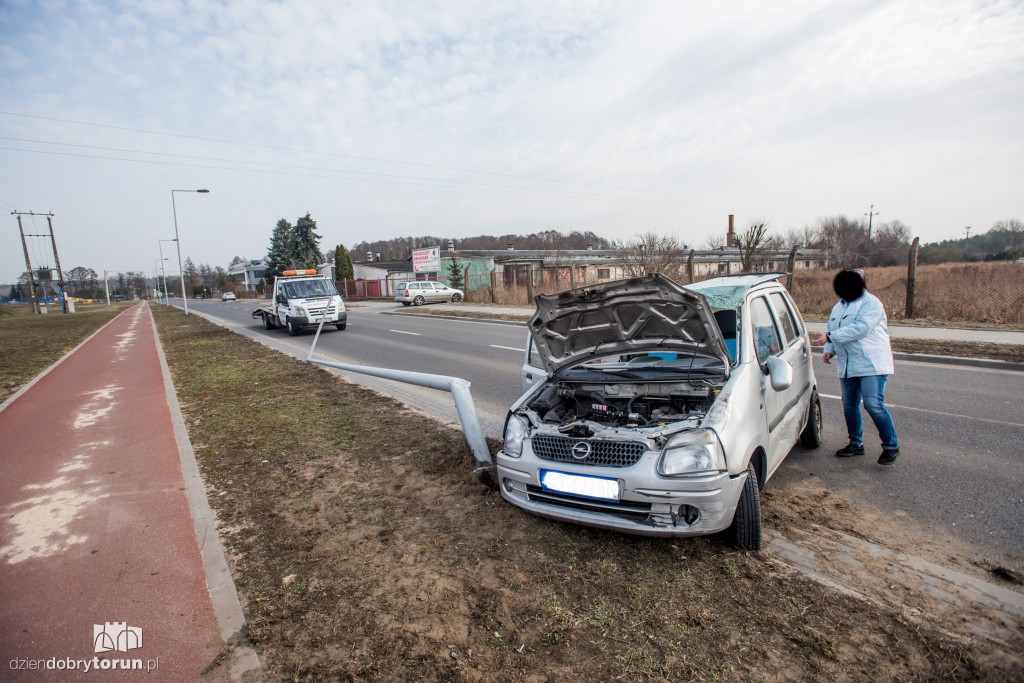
[334,244,354,280]
[265,218,292,283]
[292,212,324,268]
[445,257,465,291]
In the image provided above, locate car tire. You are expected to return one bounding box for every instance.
[800,389,823,448]
[261,312,271,330]
[286,317,298,336]
[451,293,462,302]
[335,322,346,330]
[401,302,411,307]
[413,295,425,305]
[729,462,763,551]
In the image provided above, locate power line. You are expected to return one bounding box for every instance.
[0,145,744,211]
[0,110,827,211]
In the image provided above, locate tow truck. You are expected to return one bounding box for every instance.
[252,269,347,336]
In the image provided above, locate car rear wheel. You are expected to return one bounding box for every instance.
[729,462,763,551]
[800,389,823,448]
[413,295,425,305]
[401,302,411,306]
[261,312,271,330]
[451,293,462,302]
[286,317,298,336]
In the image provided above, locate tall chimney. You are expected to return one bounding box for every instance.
[727,214,736,248]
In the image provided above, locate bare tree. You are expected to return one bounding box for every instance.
[991,218,1023,258]
[614,231,688,280]
[815,215,868,267]
[702,234,726,249]
[781,226,819,250]
[735,219,775,272]
[873,220,912,266]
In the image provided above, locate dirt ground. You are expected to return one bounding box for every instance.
[149,306,1022,682]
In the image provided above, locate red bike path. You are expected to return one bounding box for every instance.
[0,304,255,681]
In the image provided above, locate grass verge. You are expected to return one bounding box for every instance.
[0,302,134,402]
[149,304,1018,681]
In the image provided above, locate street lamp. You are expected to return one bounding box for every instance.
[171,188,210,316]
[158,239,176,304]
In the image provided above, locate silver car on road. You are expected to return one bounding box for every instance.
[495,273,822,550]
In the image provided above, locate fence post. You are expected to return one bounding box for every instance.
[786,245,799,292]
[489,268,497,304]
[687,249,695,283]
[526,268,533,304]
[905,236,919,318]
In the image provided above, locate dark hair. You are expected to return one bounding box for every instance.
[833,269,865,302]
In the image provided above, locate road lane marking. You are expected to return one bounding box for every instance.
[819,393,1024,428]
[490,345,523,352]
[389,330,421,336]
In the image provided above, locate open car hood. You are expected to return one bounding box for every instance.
[529,273,730,376]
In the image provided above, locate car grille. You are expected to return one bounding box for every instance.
[531,435,647,467]
[525,485,652,520]
[307,303,334,316]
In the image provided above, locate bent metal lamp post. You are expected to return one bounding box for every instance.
[171,188,210,316]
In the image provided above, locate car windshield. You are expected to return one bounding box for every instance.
[283,279,338,299]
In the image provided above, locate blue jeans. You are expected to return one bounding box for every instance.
[840,375,898,450]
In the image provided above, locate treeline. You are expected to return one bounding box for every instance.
[918,219,1023,264]
[351,229,613,262]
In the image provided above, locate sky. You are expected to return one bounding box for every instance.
[1,0,1022,282]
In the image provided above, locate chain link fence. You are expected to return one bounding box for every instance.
[789,261,1024,325]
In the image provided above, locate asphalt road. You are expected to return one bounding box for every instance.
[184,299,1024,570]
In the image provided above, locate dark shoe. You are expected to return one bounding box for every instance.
[878,449,900,465]
[835,443,865,457]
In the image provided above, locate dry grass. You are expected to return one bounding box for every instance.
[0,302,133,402]
[463,263,1024,326]
[149,304,1013,682]
[791,262,1024,326]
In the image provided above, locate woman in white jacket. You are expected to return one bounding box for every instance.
[812,269,900,465]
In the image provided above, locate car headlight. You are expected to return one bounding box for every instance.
[503,415,529,457]
[658,429,726,476]
[295,306,306,316]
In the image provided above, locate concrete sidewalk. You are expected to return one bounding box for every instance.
[0,304,256,681]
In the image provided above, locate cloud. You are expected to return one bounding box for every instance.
[0,0,1022,280]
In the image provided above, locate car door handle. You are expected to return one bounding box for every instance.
[525,373,533,381]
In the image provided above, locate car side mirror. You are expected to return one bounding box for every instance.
[276,294,286,304]
[765,356,793,392]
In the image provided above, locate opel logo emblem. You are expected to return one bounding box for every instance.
[571,441,592,460]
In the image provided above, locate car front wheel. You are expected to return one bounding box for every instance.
[451,293,462,302]
[336,322,346,330]
[286,318,298,336]
[729,462,763,551]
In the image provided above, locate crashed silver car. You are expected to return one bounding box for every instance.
[495,273,822,550]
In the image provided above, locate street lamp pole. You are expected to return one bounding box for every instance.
[159,239,176,304]
[171,188,210,316]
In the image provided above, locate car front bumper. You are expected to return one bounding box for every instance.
[294,310,347,327]
[495,444,747,537]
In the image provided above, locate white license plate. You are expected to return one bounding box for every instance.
[540,470,619,501]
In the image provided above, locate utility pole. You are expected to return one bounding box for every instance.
[14,214,40,313]
[964,226,972,242]
[864,204,879,241]
[46,215,68,313]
